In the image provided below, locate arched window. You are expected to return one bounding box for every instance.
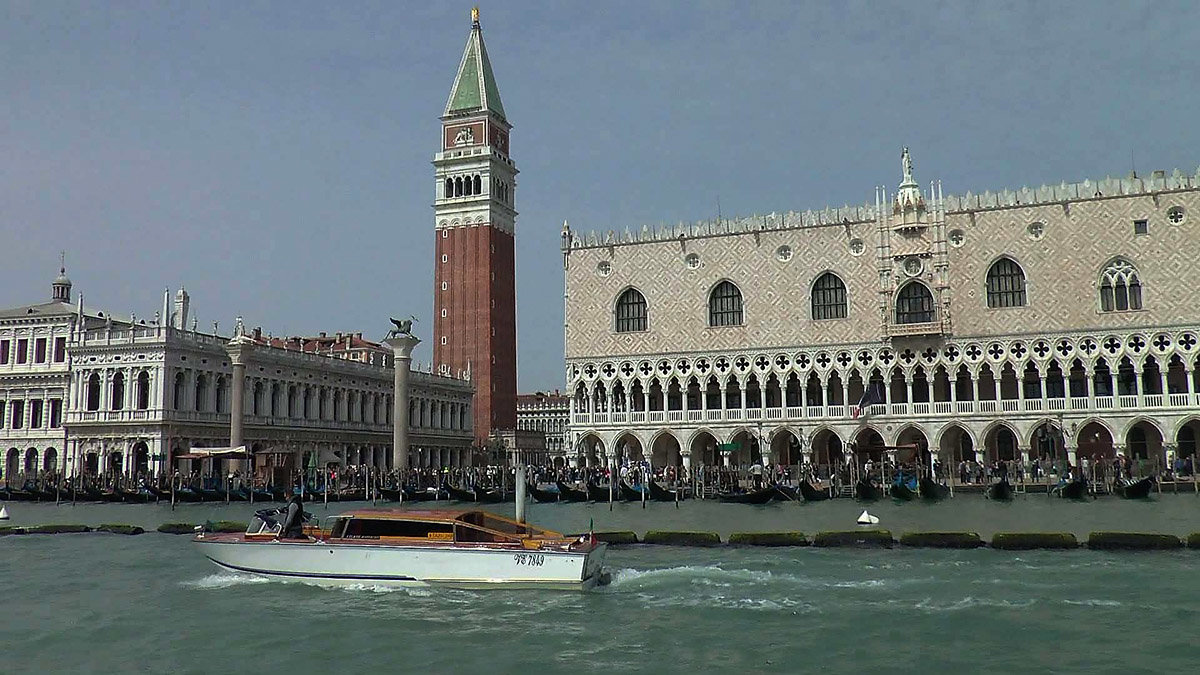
[615,288,647,333]
[708,281,744,327]
[895,282,934,324]
[195,374,207,412]
[811,273,848,320]
[454,176,463,197]
[986,257,1027,308]
[1099,258,1142,312]
[464,175,473,196]
[473,175,481,195]
[173,373,185,410]
[111,371,125,411]
[444,178,453,198]
[137,371,150,410]
[215,376,227,413]
[86,373,101,411]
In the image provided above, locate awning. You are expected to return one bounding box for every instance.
[175,446,249,460]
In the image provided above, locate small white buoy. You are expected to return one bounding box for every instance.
[0,505,10,520]
[856,509,879,526]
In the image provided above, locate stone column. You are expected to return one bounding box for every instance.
[225,339,252,454]
[681,448,692,472]
[384,334,421,473]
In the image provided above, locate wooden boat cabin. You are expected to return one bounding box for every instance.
[323,509,570,548]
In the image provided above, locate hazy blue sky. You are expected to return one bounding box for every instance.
[2,1,1197,391]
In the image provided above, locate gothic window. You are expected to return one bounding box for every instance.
[195,374,207,412]
[173,373,185,410]
[986,257,1027,308]
[137,371,150,410]
[444,178,453,198]
[895,282,934,324]
[1099,258,1142,312]
[708,281,744,327]
[473,175,481,194]
[111,371,125,411]
[215,376,227,413]
[86,373,101,411]
[811,273,848,320]
[615,288,647,333]
[454,176,463,197]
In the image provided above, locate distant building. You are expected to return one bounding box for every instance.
[0,276,475,481]
[516,391,569,465]
[562,153,1200,472]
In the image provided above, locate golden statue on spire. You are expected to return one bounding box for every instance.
[471,6,480,23]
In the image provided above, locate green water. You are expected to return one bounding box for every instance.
[2,496,1197,674]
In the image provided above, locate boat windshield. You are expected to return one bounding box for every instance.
[455,511,532,536]
[334,516,455,540]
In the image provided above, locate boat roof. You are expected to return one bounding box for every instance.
[336,508,502,523]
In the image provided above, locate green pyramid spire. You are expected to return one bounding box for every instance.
[444,11,506,120]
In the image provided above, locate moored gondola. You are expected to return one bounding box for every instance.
[585,480,613,502]
[476,487,511,503]
[445,483,479,502]
[1054,478,1088,500]
[798,480,830,502]
[987,478,1014,501]
[1114,476,1154,499]
[647,481,686,502]
[619,481,647,502]
[174,486,203,502]
[918,476,950,501]
[379,486,404,501]
[854,478,883,501]
[772,483,800,501]
[555,480,590,502]
[528,483,561,503]
[889,474,917,501]
[716,486,776,504]
[118,487,157,504]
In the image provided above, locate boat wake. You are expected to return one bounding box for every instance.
[182,573,272,589]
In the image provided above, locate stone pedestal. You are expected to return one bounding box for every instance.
[384,335,421,472]
[225,338,253,459]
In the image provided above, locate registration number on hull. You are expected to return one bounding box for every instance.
[513,553,545,567]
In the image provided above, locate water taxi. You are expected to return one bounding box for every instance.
[193,508,608,591]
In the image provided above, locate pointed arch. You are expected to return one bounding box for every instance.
[895,281,934,324]
[1099,257,1142,312]
[811,272,848,320]
[708,279,743,327]
[986,256,1027,308]
[614,287,647,333]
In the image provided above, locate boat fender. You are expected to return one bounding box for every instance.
[857,510,880,526]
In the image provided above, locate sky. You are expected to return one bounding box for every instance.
[2,1,1198,392]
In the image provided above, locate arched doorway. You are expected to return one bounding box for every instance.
[938,424,975,464]
[895,427,930,467]
[1176,419,1198,475]
[1076,421,1115,461]
[727,429,761,466]
[984,424,1019,462]
[1029,421,1063,462]
[85,452,99,475]
[576,433,603,467]
[688,430,719,466]
[614,432,644,465]
[1125,421,1164,472]
[109,451,124,475]
[809,428,844,468]
[650,431,681,468]
[43,448,58,473]
[24,448,38,474]
[132,442,150,476]
[5,448,19,480]
[853,428,885,464]
[770,428,803,466]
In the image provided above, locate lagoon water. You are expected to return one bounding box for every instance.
[2,495,1198,674]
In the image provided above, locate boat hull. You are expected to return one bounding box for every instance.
[194,537,607,591]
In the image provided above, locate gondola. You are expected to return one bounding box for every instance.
[410,485,446,501]
[772,483,800,501]
[918,477,950,501]
[379,486,405,501]
[445,483,480,502]
[1114,476,1154,499]
[336,486,367,502]
[889,475,917,501]
[798,480,830,502]
[648,481,687,502]
[528,483,561,503]
[716,486,776,504]
[586,480,613,502]
[174,486,203,502]
[81,486,107,502]
[476,487,511,504]
[100,489,125,503]
[986,479,1014,501]
[619,481,647,502]
[196,487,225,502]
[854,478,883,501]
[118,487,157,504]
[555,480,590,503]
[1054,479,1088,500]
[1,485,34,501]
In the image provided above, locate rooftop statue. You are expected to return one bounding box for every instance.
[389,316,418,338]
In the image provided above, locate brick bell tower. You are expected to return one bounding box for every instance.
[433,8,518,446]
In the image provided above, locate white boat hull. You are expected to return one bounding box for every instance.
[195,537,608,591]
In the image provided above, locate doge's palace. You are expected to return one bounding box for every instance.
[561,151,1200,474]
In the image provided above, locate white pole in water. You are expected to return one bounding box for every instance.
[515,449,527,524]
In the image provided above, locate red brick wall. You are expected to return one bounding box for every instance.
[433,225,517,446]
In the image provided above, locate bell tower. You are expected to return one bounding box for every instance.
[432,8,518,445]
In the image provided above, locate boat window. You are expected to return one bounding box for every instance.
[340,518,454,539]
[454,524,511,543]
[329,518,348,539]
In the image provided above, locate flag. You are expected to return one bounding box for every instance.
[852,382,884,419]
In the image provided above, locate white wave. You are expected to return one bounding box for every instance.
[914,596,1038,612]
[1063,599,1121,607]
[182,573,271,589]
[609,565,806,589]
